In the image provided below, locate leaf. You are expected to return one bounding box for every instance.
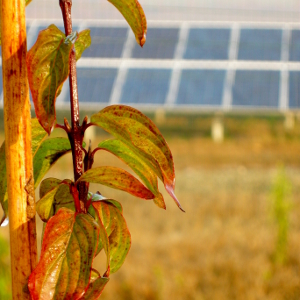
[79,276,109,300]
[98,139,166,209]
[87,197,110,272]
[75,29,91,60]
[39,177,62,198]
[108,0,147,47]
[33,137,71,187]
[89,191,123,212]
[91,105,184,211]
[37,182,62,222]
[28,208,99,300]
[54,182,76,213]
[78,166,154,200]
[26,0,33,5]
[37,178,73,222]
[31,118,48,155]
[27,24,76,134]
[90,200,131,273]
[0,118,47,224]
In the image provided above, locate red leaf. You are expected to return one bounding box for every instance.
[28,208,99,300]
[77,166,155,200]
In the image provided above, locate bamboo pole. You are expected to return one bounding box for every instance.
[1,0,37,298]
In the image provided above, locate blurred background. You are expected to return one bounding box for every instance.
[1,0,300,299]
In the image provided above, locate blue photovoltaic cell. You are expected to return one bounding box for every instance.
[82,27,128,58]
[60,68,117,103]
[184,28,231,60]
[232,70,280,107]
[176,70,226,105]
[289,71,300,108]
[289,30,300,61]
[131,28,179,59]
[238,29,282,61]
[120,69,171,105]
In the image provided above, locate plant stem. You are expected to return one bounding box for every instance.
[59,0,87,211]
[1,0,37,298]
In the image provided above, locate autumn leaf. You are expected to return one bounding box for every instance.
[91,105,184,211]
[77,166,155,200]
[28,208,99,299]
[98,139,166,209]
[27,25,77,133]
[108,0,147,47]
[89,200,131,273]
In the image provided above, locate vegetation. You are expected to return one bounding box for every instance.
[0,0,183,299]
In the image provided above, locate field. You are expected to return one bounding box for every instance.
[1,113,300,299]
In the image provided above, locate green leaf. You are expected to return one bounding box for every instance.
[39,177,62,198]
[0,118,47,225]
[31,118,48,155]
[75,29,91,61]
[37,181,62,222]
[91,105,184,211]
[37,178,75,223]
[91,200,131,273]
[26,0,33,5]
[78,166,154,200]
[33,137,71,187]
[98,139,166,209]
[54,182,76,214]
[28,208,99,299]
[108,0,147,47]
[27,24,76,134]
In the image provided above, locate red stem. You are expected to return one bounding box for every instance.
[59,0,86,212]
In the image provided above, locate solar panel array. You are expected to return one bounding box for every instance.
[1,20,300,111]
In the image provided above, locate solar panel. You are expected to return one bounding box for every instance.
[238,29,282,61]
[82,27,128,58]
[288,71,300,108]
[184,28,231,60]
[176,70,226,105]
[232,70,280,107]
[120,69,172,104]
[61,68,118,104]
[131,28,179,59]
[289,30,300,61]
[3,20,300,112]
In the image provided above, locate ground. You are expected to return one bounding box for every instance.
[1,113,300,299]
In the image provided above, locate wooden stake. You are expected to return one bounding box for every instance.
[1,0,37,298]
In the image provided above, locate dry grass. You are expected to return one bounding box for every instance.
[1,115,300,299]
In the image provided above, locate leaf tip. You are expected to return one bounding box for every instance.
[137,33,146,47]
[165,184,185,212]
